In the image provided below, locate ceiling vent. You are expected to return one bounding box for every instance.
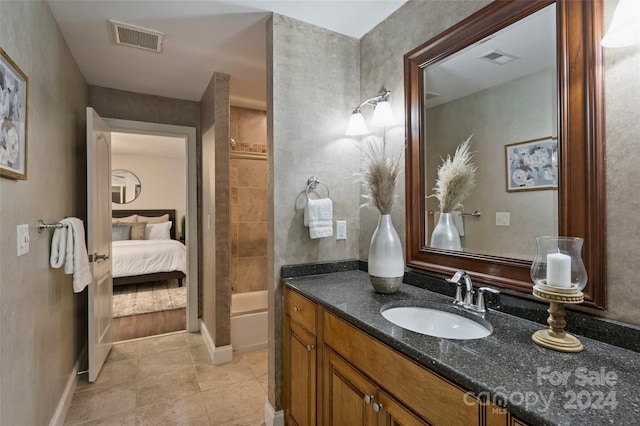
[477,49,519,65]
[109,20,164,53]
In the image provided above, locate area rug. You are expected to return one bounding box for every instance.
[113,279,187,317]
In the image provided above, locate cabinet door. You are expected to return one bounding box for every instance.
[375,390,430,426]
[324,348,377,426]
[285,320,317,425]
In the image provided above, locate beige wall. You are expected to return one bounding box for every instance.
[359,0,640,325]
[0,1,88,424]
[200,72,232,346]
[425,68,558,259]
[230,107,268,294]
[359,0,493,260]
[268,13,361,409]
[88,86,201,129]
[603,0,640,324]
[112,152,187,238]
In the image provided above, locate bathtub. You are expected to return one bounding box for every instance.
[231,290,268,352]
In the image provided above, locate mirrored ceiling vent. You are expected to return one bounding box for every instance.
[477,49,519,65]
[109,20,164,53]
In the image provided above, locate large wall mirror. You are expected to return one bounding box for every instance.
[404,0,606,308]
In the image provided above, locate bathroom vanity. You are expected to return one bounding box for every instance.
[282,269,640,425]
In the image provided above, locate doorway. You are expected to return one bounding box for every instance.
[105,119,198,338]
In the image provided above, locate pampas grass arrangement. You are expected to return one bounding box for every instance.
[359,138,403,215]
[431,136,476,213]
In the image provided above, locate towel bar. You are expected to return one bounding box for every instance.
[37,220,65,233]
[428,210,481,219]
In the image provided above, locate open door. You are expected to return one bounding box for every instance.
[86,107,113,382]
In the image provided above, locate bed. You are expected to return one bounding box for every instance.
[112,209,186,287]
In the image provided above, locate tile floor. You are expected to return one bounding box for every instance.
[64,332,267,425]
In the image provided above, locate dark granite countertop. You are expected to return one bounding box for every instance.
[284,270,640,426]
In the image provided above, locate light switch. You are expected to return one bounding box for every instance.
[495,212,510,227]
[336,220,347,240]
[17,224,30,256]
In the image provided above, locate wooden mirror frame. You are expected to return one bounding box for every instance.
[404,0,606,309]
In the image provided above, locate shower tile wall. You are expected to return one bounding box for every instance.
[230,107,268,294]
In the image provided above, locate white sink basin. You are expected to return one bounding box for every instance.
[381,306,492,340]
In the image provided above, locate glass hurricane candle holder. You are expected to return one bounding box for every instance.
[530,236,588,291]
[530,236,587,353]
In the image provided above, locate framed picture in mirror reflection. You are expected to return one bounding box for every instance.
[505,136,558,192]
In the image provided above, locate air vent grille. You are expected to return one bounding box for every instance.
[477,49,519,65]
[109,20,164,53]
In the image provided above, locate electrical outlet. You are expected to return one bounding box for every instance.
[17,224,30,256]
[336,220,347,240]
[495,212,510,227]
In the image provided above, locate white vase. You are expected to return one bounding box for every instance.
[430,212,462,251]
[368,214,404,294]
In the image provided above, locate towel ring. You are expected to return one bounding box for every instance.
[306,176,330,199]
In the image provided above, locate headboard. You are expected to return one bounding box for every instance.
[113,209,178,240]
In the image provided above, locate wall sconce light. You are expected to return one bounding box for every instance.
[601,0,640,48]
[346,88,396,135]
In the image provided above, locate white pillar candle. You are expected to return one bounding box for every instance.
[547,252,571,287]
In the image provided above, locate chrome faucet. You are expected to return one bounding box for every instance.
[462,272,474,307]
[446,271,467,306]
[446,271,500,313]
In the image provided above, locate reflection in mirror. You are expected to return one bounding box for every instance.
[423,4,557,260]
[111,169,141,204]
[405,0,606,308]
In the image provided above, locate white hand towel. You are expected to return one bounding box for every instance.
[50,226,67,268]
[64,223,74,275]
[451,211,465,236]
[60,217,93,293]
[305,198,333,239]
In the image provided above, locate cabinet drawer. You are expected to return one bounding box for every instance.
[285,288,317,335]
[324,311,479,426]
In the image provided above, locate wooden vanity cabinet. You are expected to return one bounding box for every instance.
[283,287,528,426]
[284,289,319,425]
[323,347,428,426]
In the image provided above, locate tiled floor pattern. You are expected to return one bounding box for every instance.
[64,332,267,425]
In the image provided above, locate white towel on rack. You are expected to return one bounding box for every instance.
[304,198,333,239]
[60,217,93,293]
[50,226,67,268]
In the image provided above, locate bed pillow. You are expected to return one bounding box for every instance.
[117,221,147,240]
[111,224,131,241]
[145,221,172,240]
[138,214,169,224]
[112,214,137,223]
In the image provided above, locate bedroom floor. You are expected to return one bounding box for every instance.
[64,332,267,425]
[113,308,186,341]
[112,279,188,341]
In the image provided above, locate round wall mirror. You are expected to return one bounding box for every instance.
[111,169,141,204]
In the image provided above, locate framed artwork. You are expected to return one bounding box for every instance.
[0,48,28,180]
[505,136,558,192]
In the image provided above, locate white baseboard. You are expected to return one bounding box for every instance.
[50,346,86,426]
[199,319,233,364]
[264,401,284,426]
